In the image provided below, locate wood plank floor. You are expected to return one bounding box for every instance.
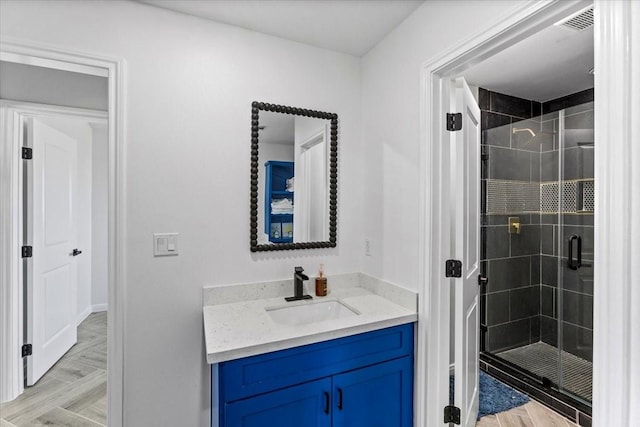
[0,312,107,426]
[477,400,579,427]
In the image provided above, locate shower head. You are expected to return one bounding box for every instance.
[513,127,536,137]
[512,127,557,138]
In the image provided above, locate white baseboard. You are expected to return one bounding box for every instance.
[76,304,107,326]
[76,306,92,326]
[91,303,107,313]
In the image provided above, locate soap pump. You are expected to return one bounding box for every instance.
[315,264,328,297]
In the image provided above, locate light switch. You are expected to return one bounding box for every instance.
[154,233,179,256]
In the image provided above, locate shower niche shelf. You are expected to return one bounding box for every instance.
[485,178,594,215]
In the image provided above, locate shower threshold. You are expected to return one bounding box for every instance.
[497,342,592,403]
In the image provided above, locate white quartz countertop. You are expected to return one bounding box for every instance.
[203,273,417,364]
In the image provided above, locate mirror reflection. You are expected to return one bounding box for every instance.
[250,102,338,252]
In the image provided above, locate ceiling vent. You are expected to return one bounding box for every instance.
[557,7,594,31]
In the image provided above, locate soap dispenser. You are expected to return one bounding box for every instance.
[315,264,328,297]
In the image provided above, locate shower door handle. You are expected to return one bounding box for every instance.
[568,235,582,270]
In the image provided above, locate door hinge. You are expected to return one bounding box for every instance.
[444,405,461,424]
[22,147,33,159]
[22,344,32,357]
[478,275,488,286]
[445,259,462,278]
[21,246,33,258]
[446,113,462,131]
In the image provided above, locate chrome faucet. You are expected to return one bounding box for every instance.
[285,266,312,302]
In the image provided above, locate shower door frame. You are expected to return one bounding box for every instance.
[478,98,596,419]
[419,1,640,427]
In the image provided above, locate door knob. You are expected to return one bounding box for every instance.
[71,249,82,256]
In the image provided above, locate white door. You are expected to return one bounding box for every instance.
[26,118,78,385]
[293,127,328,242]
[452,77,481,427]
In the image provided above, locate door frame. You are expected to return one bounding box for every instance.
[417,1,638,426]
[0,38,126,426]
[3,100,108,386]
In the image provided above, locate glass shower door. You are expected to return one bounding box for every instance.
[556,101,594,403]
[493,101,594,405]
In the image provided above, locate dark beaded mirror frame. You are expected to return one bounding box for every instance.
[250,101,338,252]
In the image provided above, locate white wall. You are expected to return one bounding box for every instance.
[91,123,108,310]
[0,1,362,425]
[360,0,527,290]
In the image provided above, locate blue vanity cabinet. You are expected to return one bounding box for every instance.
[332,356,413,427]
[264,161,294,243]
[225,378,331,427]
[216,323,414,427]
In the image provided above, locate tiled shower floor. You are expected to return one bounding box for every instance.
[497,342,592,402]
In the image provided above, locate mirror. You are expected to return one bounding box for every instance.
[250,102,338,252]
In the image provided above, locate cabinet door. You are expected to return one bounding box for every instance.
[224,377,331,427]
[332,356,413,427]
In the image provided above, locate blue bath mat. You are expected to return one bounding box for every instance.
[450,371,530,419]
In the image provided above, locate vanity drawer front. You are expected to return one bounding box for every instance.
[220,323,414,402]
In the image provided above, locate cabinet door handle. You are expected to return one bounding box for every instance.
[337,387,343,410]
[323,391,330,414]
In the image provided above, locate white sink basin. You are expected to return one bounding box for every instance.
[266,300,359,326]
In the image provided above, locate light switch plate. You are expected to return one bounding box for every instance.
[154,233,179,256]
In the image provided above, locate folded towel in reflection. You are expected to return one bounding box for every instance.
[271,198,293,214]
[271,198,293,207]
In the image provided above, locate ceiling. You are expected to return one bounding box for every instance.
[463,16,594,102]
[259,111,294,146]
[137,0,593,102]
[137,0,424,57]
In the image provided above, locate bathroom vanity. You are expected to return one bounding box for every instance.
[203,273,418,427]
[219,324,413,427]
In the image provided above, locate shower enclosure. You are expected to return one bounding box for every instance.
[479,88,594,418]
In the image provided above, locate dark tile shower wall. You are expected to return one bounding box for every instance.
[480,88,542,352]
[542,88,594,115]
